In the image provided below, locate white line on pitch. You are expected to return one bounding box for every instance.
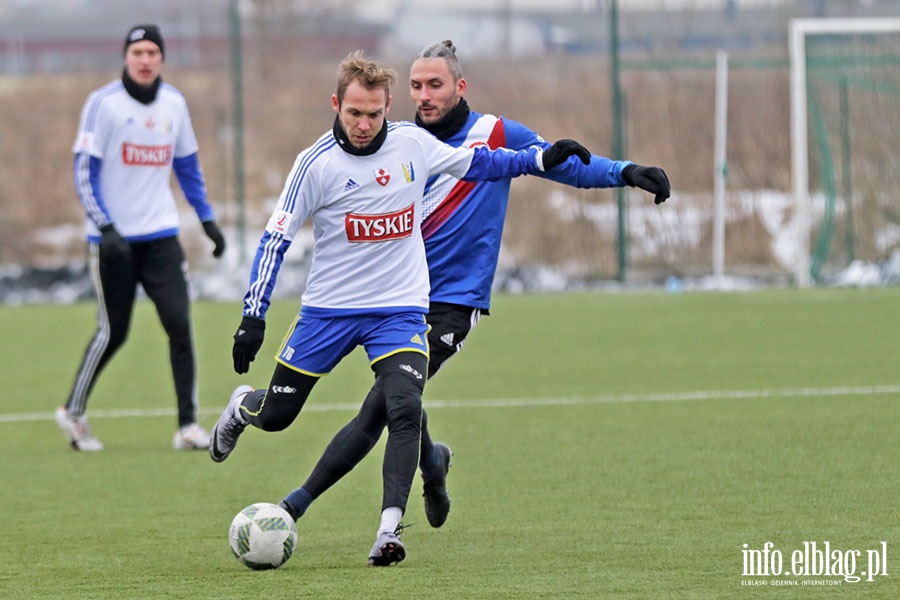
[2,384,899,424]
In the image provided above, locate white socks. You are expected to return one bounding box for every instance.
[379,506,403,534]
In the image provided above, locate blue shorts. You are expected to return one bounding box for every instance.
[275,310,429,377]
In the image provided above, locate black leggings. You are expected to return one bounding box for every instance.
[66,237,197,427]
[263,352,427,512]
[239,363,319,432]
[268,304,481,508]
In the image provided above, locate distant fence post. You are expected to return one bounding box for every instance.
[713,49,728,280]
[229,0,246,262]
[610,0,627,282]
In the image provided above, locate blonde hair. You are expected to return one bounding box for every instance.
[336,50,398,105]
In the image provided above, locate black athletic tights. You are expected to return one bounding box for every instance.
[240,352,427,512]
[66,237,198,427]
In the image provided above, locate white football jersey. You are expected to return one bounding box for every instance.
[72,80,201,239]
[267,122,475,311]
[244,120,541,318]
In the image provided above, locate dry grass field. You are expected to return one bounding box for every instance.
[0,49,882,281]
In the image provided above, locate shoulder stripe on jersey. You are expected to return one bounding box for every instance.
[160,82,184,99]
[75,82,122,228]
[83,80,123,134]
[421,118,507,240]
[281,134,336,215]
[389,121,414,131]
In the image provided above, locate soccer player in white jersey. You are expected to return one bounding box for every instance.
[57,25,226,452]
[209,50,590,566]
[264,40,673,536]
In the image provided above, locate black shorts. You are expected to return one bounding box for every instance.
[426,302,482,379]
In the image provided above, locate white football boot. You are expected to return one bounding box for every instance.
[209,385,253,462]
[173,423,211,450]
[368,525,407,567]
[55,406,104,451]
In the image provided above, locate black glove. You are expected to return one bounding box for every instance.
[542,139,591,170]
[622,164,671,205]
[233,316,265,374]
[202,220,226,258]
[98,224,131,260]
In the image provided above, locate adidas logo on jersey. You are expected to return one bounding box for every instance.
[440,332,455,346]
[344,178,360,192]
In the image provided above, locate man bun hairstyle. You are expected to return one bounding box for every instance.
[417,40,463,81]
[124,24,165,60]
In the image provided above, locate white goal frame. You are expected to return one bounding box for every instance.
[790,18,900,287]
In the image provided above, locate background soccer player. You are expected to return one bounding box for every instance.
[57,24,226,452]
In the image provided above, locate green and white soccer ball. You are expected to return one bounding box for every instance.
[229,502,298,570]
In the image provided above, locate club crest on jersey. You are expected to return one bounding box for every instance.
[345,203,414,243]
[374,167,390,186]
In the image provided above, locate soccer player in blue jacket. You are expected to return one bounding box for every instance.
[409,39,670,526]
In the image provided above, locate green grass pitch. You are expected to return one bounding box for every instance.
[0,288,897,599]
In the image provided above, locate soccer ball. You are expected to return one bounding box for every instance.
[229,502,298,570]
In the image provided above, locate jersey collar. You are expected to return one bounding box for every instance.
[332,115,388,157]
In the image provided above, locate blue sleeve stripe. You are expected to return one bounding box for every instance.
[244,231,289,319]
[244,133,334,317]
[281,135,334,215]
[73,154,109,227]
[83,81,122,134]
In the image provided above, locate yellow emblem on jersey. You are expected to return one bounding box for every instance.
[402,161,415,183]
[410,333,423,345]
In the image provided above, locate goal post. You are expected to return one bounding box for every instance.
[790,18,900,287]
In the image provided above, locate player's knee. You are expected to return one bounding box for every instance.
[380,371,423,429]
[373,353,426,426]
[106,325,129,352]
[163,315,192,342]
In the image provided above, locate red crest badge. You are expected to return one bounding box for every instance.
[374,168,391,186]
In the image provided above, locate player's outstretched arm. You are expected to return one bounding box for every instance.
[460,136,591,182]
[622,164,671,205]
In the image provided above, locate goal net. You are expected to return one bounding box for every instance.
[790,19,900,286]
